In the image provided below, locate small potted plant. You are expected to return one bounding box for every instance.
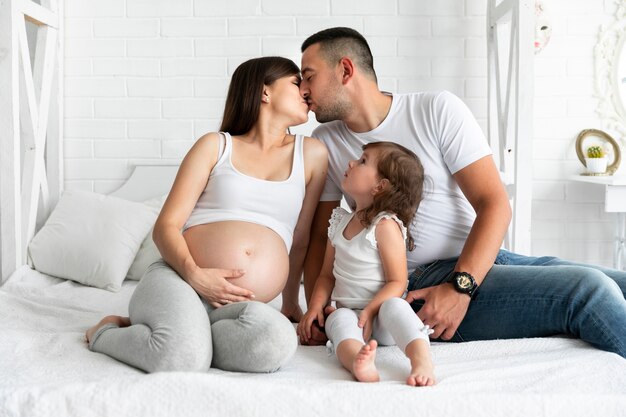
[585,145,608,174]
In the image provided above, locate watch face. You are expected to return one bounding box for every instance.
[457,274,473,290]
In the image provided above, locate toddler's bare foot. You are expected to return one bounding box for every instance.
[353,340,379,382]
[85,315,131,343]
[407,360,436,386]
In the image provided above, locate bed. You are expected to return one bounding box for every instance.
[2,0,626,415]
[1,164,626,417]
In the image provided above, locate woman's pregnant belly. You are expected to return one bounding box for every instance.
[183,221,289,303]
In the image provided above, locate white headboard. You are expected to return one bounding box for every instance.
[109,164,179,202]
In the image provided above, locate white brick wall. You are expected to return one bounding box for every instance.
[63,0,620,266]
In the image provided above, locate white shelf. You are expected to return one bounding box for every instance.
[569,175,626,186]
[568,175,626,269]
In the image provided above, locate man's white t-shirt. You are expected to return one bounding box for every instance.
[312,91,493,270]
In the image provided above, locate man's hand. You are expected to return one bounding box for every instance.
[404,283,471,340]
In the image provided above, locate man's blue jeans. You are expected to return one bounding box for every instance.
[407,249,626,358]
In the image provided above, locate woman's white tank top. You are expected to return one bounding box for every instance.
[183,132,306,251]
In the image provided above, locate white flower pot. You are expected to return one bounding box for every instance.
[585,157,608,174]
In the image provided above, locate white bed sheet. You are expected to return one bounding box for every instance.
[1,265,626,417]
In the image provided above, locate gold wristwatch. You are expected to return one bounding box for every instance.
[447,271,478,299]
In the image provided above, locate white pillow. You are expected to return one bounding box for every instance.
[126,195,167,281]
[28,190,158,291]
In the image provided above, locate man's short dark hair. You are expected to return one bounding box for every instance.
[301,27,377,82]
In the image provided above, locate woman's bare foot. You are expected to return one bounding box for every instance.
[406,359,436,387]
[353,340,380,382]
[85,315,131,343]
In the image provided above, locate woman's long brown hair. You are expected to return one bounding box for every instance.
[220,57,300,135]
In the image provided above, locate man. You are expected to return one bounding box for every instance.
[299,27,626,358]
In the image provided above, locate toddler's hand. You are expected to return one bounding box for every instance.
[297,308,325,344]
[358,310,373,341]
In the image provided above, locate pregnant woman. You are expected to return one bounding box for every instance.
[86,56,328,373]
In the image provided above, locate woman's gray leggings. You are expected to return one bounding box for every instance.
[88,260,297,373]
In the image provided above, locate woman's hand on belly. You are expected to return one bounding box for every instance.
[184,222,291,304]
[187,267,256,308]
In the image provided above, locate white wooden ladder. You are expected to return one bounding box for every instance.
[487,0,534,254]
[0,0,63,282]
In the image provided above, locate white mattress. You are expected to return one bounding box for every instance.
[1,265,626,417]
